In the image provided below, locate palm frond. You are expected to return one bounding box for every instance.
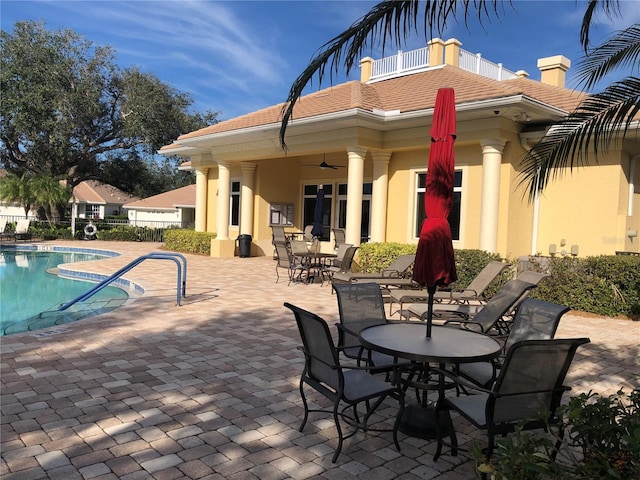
[580,0,622,51]
[519,76,640,201]
[576,24,640,89]
[279,0,508,149]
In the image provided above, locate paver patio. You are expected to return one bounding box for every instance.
[1,241,639,479]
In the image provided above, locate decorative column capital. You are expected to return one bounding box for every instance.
[480,139,507,154]
[371,150,392,164]
[346,146,367,159]
[240,163,257,174]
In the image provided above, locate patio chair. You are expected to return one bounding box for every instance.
[388,261,510,315]
[325,245,358,284]
[332,228,346,249]
[284,302,404,463]
[274,243,306,285]
[457,298,570,388]
[434,279,539,335]
[433,338,590,463]
[333,283,411,374]
[330,243,354,267]
[336,254,416,283]
[271,225,288,247]
[303,225,314,241]
[0,218,9,240]
[12,219,32,241]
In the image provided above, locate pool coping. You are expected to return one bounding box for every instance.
[0,243,146,297]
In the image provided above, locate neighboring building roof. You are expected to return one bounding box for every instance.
[71,180,139,205]
[124,184,196,210]
[167,64,585,145]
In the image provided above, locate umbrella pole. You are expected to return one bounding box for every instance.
[426,285,436,338]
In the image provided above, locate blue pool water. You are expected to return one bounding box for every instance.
[0,249,129,335]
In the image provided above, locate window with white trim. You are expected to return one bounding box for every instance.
[85,204,100,219]
[303,184,332,242]
[230,181,240,227]
[415,170,462,240]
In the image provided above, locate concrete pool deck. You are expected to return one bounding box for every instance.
[1,241,639,479]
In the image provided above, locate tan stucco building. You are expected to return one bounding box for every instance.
[160,38,640,259]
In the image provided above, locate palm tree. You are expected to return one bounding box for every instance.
[0,172,36,217]
[520,12,640,198]
[30,174,71,224]
[0,173,70,222]
[279,0,639,199]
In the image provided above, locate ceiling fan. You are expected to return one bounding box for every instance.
[302,154,346,170]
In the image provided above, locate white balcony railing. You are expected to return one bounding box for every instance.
[370,46,518,82]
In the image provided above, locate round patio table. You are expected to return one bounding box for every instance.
[360,322,501,439]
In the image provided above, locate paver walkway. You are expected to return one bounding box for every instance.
[1,241,639,479]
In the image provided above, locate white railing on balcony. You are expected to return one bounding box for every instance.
[371,46,431,79]
[458,49,517,80]
[370,45,518,81]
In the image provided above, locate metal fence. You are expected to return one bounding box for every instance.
[1,216,193,243]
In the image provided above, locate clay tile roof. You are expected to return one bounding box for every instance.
[72,180,139,204]
[124,184,196,209]
[171,65,586,143]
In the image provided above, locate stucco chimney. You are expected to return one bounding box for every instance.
[428,38,445,66]
[360,56,373,82]
[444,38,462,67]
[537,55,571,87]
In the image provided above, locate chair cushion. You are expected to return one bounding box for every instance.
[342,369,394,402]
[446,393,489,428]
[458,362,495,387]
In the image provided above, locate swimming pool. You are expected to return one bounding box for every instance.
[0,247,129,336]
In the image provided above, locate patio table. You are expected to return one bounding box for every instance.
[293,251,336,283]
[360,322,501,440]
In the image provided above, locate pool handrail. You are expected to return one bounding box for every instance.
[58,252,187,311]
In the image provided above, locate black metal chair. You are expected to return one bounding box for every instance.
[457,298,570,388]
[284,302,404,463]
[333,283,411,374]
[332,228,346,250]
[433,337,590,463]
[441,279,538,335]
[274,243,305,285]
[325,245,358,287]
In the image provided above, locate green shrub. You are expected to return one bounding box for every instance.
[477,389,640,479]
[355,244,506,298]
[452,249,507,298]
[531,255,640,317]
[29,221,74,240]
[97,226,140,241]
[354,242,417,272]
[164,229,215,255]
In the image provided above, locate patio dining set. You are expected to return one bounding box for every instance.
[282,251,591,471]
[272,225,358,285]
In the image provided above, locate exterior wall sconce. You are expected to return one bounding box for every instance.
[549,242,579,256]
[628,229,638,238]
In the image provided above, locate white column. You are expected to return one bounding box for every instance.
[479,140,506,253]
[195,168,208,232]
[370,150,391,243]
[216,162,231,240]
[240,163,256,235]
[345,146,366,246]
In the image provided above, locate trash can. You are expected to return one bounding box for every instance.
[237,234,252,258]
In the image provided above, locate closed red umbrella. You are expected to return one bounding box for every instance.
[412,88,458,337]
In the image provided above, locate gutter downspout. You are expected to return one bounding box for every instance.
[629,154,638,216]
[520,136,541,256]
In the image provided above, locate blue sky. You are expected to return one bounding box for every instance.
[2,0,639,122]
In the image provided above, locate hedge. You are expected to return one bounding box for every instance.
[164,229,216,255]
[355,243,639,318]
